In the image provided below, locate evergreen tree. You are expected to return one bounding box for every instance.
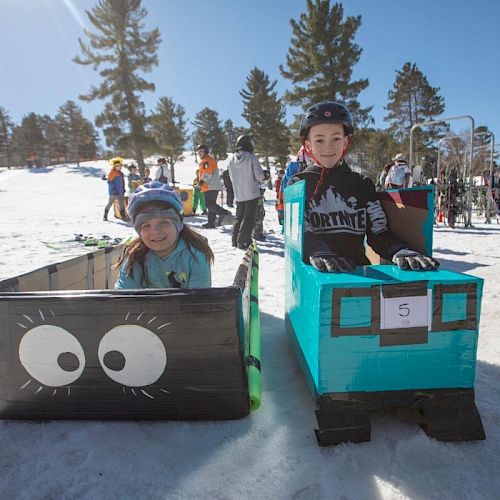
[149,97,188,183]
[472,125,494,176]
[0,107,14,169]
[11,113,45,166]
[224,119,237,153]
[280,0,371,123]
[240,67,290,168]
[40,115,64,164]
[56,101,98,165]
[192,108,227,161]
[385,62,445,145]
[73,0,160,169]
[349,128,401,179]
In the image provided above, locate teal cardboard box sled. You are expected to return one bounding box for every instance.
[284,181,485,446]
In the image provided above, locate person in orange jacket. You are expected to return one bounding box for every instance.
[196,144,230,229]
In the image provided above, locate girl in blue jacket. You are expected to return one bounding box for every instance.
[115,182,213,289]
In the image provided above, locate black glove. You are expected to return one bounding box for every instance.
[309,252,356,273]
[392,249,440,271]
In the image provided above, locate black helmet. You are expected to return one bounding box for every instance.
[299,102,354,138]
[235,135,254,153]
[196,144,209,153]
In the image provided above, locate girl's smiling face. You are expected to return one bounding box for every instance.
[305,122,349,169]
[139,216,178,257]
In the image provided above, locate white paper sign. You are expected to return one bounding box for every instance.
[380,289,432,330]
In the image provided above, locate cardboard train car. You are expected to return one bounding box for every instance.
[0,243,260,421]
[284,182,485,446]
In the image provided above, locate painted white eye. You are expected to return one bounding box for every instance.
[98,325,167,387]
[19,325,85,386]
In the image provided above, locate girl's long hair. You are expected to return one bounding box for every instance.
[115,223,214,287]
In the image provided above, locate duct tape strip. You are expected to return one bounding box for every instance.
[48,264,58,291]
[331,287,380,337]
[246,355,261,371]
[432,283,478,331]
[104,248,113,289]
[87,254,94,290]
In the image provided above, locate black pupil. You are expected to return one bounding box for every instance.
[57,352,80,372]
[103,350,126,371]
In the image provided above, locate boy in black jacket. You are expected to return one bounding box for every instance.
[291,101,439,273]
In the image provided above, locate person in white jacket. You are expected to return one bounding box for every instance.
[228,135,264,249]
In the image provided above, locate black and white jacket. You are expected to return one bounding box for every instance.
[292,162,407,265]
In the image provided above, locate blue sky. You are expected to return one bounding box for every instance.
[1,0,500,147]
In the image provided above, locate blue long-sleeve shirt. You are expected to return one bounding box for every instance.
[115,239,211,289]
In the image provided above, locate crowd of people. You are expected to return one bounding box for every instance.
[106,100,443,291]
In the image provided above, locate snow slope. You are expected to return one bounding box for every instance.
[0,159,499,500]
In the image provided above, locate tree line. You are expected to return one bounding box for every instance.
[0,0,495,177]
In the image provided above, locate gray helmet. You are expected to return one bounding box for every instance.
[196,144,209,154]
[299,102,354,138]
[235,135,254,153]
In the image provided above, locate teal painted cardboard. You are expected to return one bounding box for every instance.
[284,180,483,396]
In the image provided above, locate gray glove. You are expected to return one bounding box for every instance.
[392,248,440,271]
[310,252,356,273]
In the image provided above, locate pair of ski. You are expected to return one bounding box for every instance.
[43,234,123,251]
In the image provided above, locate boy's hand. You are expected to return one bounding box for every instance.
[310,252,356,273]
[392,249,440,271]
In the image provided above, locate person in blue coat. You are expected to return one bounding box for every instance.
[104,157,126,220]
[115,182,213,289]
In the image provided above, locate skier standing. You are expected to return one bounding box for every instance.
[227,135,265,249]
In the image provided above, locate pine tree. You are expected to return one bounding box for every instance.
[56,101,98,165]
[40,115,64,165]
[192,108,228,161]
[350,128,401,179]
[280,0,371,123]
[0,107,14,169]
[223,119,237,153]
[73,0,160,169]
[385,62,445,145]
[472,125,494,176]
[11,113,45,166]
[240,67,290,168]
[149,97,188,183]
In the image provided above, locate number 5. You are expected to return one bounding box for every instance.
[399,303,410,317]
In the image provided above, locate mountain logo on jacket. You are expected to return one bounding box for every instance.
[307,188,366,234]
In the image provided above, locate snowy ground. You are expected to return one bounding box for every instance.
[0,158,499,499]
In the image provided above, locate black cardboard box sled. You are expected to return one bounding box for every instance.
[0,245,260,420]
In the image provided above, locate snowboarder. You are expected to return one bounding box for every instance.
[290,101,439,272]
[115,182,214,289]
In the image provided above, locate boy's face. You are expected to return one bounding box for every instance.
[197,149,206,159]
[305,123,349,169]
